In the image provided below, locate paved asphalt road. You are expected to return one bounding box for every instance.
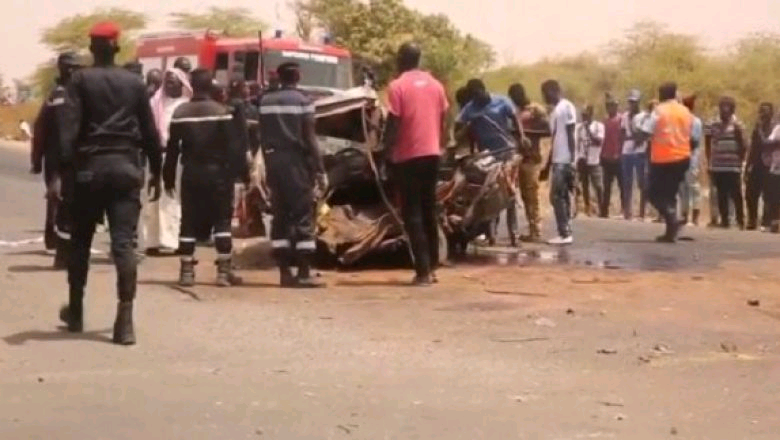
[1,143,779,439]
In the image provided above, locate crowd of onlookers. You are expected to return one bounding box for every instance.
[449,80,780,244]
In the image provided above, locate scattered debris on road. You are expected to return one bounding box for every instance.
[720,342,738,353]
[597,401,625,407]
[747,299,761,307]
[597,348,618,355]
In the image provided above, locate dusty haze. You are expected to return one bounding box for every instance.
[2,0,780,81]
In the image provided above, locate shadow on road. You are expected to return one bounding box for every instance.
[2,327,113,345]
[7,258,113,273]
[6,264,64,273]
[3,249,50,257]
[335,279,413,287]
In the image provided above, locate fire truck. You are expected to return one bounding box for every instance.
[135,30,354,91]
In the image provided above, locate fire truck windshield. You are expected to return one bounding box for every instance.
[264,50,352,90]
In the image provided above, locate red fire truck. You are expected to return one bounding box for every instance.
[135,30,354,90]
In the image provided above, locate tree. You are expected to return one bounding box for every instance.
[295,0,494,87]
[31,8,147,96]
[290,0,315,41]
[169,7,266,37]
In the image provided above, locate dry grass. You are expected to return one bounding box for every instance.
[0,102,40,140]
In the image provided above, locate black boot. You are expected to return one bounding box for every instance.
[296,254,325,288]
[59,292,83,333]
[279,265,296,287]
[178,258,196,287]
[112,301,136,346]
[216,258,242,287]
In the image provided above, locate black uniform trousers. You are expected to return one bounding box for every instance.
[266,150,317,264]
[178,165,234,257]
[69,153,143,303]
[649,159,689,237]
[745,164,768,228]
[43,163,58,250]
[395,155,440,278]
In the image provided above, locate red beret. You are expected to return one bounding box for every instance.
[89,21,120,40]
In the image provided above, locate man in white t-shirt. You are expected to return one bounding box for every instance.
[620,89,650,220]
[540,80,576,245]
[764,124,780,232]
[575,104,605,217]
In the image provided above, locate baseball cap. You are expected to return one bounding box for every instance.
[627,89,642,102]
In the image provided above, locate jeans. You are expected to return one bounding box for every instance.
[396,156,440,277]
[621,153,647,218]
[550,164,574,238]
[765,174,780,229]
[712,171,745,227]
[679,163,701,218]
[577,161,604,216]
[600,158,624,217]
[745,165,769,228]
[649,160,689,239]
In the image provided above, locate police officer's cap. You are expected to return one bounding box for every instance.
[276,62,300,76]
[57,52,81,67]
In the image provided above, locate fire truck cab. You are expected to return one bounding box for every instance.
[135,31,354,91]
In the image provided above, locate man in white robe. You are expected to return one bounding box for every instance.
[142,68,192,255]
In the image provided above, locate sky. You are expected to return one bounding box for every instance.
[2,0,780,82]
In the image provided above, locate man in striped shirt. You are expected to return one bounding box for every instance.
[259,62,327,288]
[164,69,248,287]
[705,97,746,229]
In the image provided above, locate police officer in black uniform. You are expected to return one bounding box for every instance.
[53,22,163,345]
[164,68,248,287]
[31,52,81,269]
[259,62,327,288]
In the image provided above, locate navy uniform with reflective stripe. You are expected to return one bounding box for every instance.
[258,87,318,261]
[163,97,248,260]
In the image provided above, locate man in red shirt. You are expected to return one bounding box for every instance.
[384,43,449,286]
[600,95,624,217]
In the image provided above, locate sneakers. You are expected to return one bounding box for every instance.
[547,235,573,245]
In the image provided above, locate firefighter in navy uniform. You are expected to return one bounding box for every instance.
[53,22,163,345]
[164,69,248,287]
[259,62,327,288]
[31,52,81,268]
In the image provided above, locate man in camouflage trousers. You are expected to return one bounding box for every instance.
[509,83,549,242]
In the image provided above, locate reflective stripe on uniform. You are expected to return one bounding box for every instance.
[259,105,315,115]
[271,239,291,248]
[171,115,234,124]
[54,226,71,240]
[213,232,232,238]
[296,240,316,250]
[179,237,197,243]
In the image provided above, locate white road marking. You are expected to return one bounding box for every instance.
[0,235,104,254]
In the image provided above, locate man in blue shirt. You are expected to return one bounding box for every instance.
[456,79,518,159]
[454,79,523,245]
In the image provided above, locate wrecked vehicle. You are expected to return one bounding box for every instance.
[248,87,540,266]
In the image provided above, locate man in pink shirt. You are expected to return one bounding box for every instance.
[384,42,449,286]
[600,95,625,217]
